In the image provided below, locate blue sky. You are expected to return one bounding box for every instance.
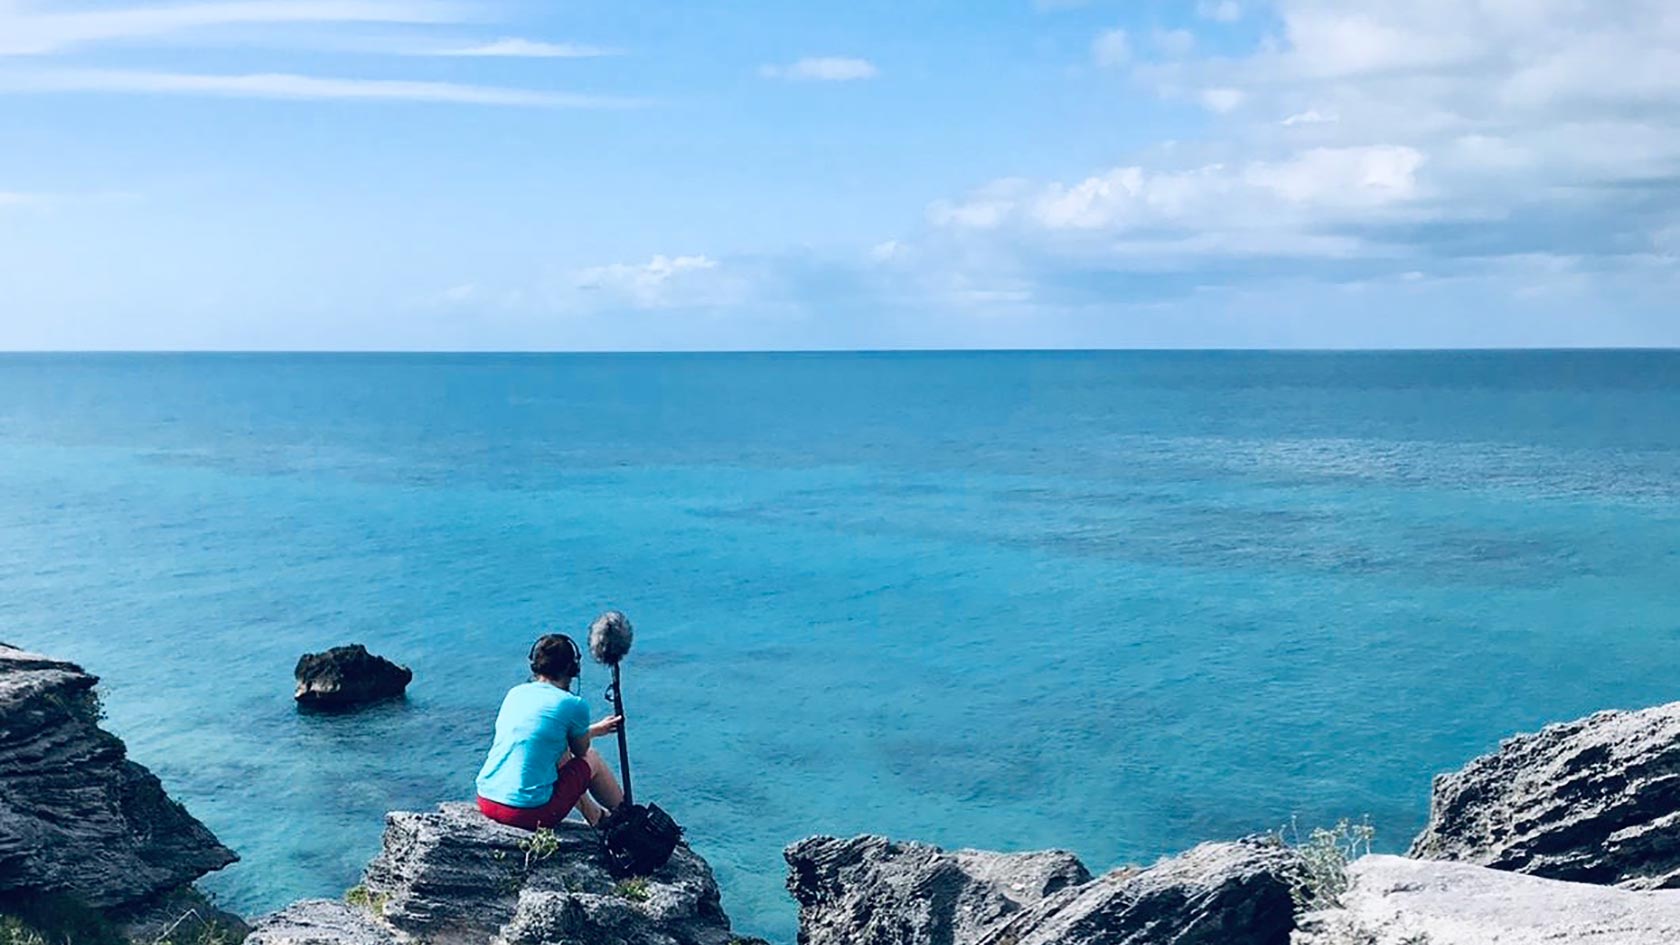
[0,0,1676,350]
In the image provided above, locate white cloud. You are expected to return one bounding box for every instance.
[1153,29,1196,58]
[1281,108,1337,126]
[1200,87,1245,112]
[759,57,878,82]
[1091,29,1130,68]
[431,37,617,59]
[0,0,466,56]
[571,255,733,309]
[1196,1,1242,23]
[0,68,647,107]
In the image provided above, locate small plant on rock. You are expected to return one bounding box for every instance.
[519,828,562,870]
[1278,815,1375,913]
[0,916,49,945]
[612,878,651,904]
[344,884,387,919]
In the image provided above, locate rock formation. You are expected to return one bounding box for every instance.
[294,645,412,710]
[1409,701,1680,889]
[337,802,739,945]
[247,900,398,945]
[785,835,1091,945]
[1294,854,1680,945]
[0,643,237,909]
[786,834,1300,945]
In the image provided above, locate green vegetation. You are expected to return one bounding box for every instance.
[518,828,562,870]
[343,885,387,919]
[0,893,243,945]
[611,878,650,904]
[1278,816,1376,913]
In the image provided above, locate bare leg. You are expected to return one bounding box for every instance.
[582,747,625,811]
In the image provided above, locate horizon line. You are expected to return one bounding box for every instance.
[1,345,1678,356]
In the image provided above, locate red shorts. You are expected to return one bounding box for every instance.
[477,756,593,831]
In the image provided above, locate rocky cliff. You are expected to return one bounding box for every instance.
[786,834,1300,945]
[0,643,237,910]
[1409,700,1680,889]
[248,802,744,945]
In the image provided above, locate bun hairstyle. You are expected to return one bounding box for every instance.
[529,633,582,681]
[588,610,634,665]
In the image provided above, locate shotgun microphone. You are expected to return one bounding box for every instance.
[589,610,634,666]
[588,609,636,804]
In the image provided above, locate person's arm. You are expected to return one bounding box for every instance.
[565,699,621,761]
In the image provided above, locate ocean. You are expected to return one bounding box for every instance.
[3,350,1678,940]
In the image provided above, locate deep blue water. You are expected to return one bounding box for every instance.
[3,351,1679,940]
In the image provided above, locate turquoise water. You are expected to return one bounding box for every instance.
[3,351,1678,940]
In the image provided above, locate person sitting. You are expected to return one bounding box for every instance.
[475,632,625,830]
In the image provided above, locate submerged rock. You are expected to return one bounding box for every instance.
[0,643,237,909]
[786,834,1297,945]
[294,645,412,710]
[1294,854,1680,945]
[1409,701,1680,888]
[785,835,1091,945]
[353,802,737,945]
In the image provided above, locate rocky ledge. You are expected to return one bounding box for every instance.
[251,803,743,945]
[294,645,412,710]
[0,643,236,911]
[1409,700,1680,888]
[787,834,1300,945]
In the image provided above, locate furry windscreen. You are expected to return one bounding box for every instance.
[589,610,635,664]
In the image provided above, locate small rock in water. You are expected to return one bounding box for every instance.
[294,644,413,710]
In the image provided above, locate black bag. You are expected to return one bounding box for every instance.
[599,801,682,876]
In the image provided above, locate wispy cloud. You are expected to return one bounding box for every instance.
[1091,29,1130,68]
[429,37,618,59]
[759,57,878,82]
[0,0,468,56]
[0,68,647,107]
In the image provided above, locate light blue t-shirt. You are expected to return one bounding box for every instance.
[475,681,591,808]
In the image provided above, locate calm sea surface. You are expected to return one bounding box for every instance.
[3,351,1679,939]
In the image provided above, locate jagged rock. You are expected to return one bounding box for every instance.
[1293,854,1680,944]
[785,834,1296,945]
[785,835,1092,945]
[246,900,399,945]
[358,802,737,945]
[977,838,1300,945]
[1409,701,1680,888]
[0,643,237,909]
[294,645,412,710]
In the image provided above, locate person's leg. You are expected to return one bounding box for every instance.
[582,747,625,811]
[575,793,606,827]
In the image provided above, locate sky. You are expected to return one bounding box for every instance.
[0,0,1677,350]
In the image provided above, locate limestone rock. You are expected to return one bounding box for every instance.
[293,645,412,710]
[786,834,1297,945]
[977,838,1300,945]
[246,900,399,945]
[1410,701,1680,888]
[1294,854,1680,945]
[784,835,1091,945]
[0,643,236,908]
[359,802,736,945]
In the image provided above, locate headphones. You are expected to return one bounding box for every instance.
[529,633,582,681]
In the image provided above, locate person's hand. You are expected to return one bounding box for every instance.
[589,715,623,738]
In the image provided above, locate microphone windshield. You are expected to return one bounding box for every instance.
[588,610,635,665]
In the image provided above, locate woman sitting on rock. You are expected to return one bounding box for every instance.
[475,633,625,830]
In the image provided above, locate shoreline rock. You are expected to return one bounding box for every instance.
[786,834,1300,945]
[294,645,412,710]
[1295,854,1680,944]
[354,802,739,945]
[0,643,237,910]
[1409,701,1680,888]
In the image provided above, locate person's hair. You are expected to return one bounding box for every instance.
[529,633,581,681]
